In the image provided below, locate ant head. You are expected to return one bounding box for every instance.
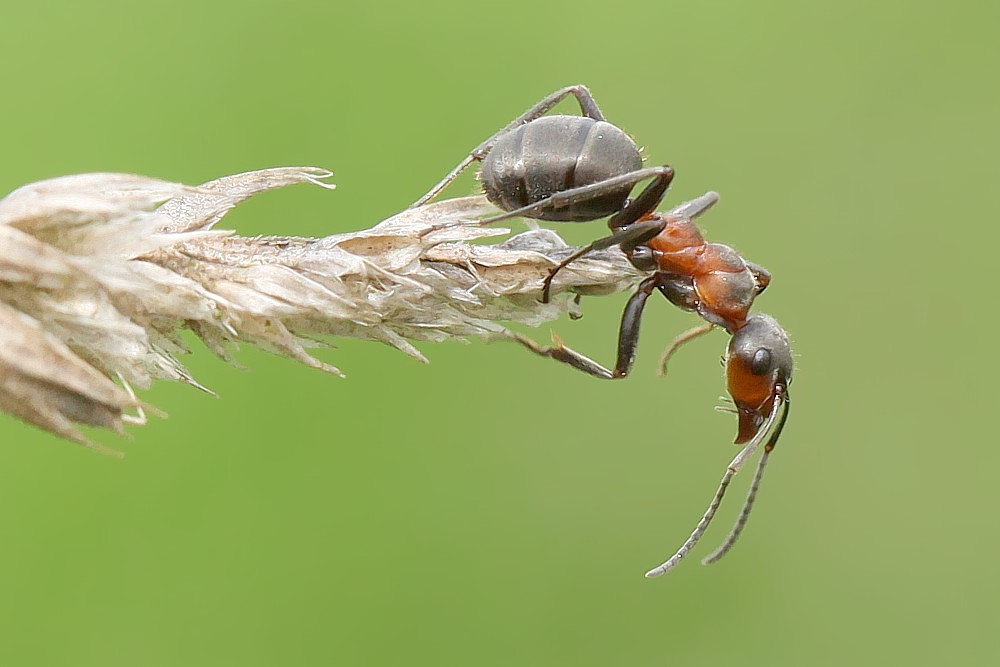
[726,314,792,444]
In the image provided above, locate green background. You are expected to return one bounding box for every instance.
[1,1,996,665]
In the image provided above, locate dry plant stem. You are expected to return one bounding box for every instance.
[0,167,645,449]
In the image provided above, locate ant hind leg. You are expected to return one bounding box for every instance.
[516,276,659,379]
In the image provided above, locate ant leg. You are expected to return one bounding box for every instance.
[478,84,606,137]
[512,276,659,379]
[608,168,676,230]
[510,332,614,379]
[412,85,605,207]
[666,191,719,221]
[612,276,660,377]
[480,166,675,226]
[656,276,699,311]
[541,219,665,303]
[657,322,715,376]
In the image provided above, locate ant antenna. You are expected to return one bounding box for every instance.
[703,391,790,565]
[643,387,788,578]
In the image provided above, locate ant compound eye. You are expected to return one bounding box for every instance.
[730,314,793,385]
[750,348,772,375]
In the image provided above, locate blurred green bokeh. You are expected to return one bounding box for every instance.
[1,1,997,665]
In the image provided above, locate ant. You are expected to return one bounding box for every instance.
[415,86,793,575]
[510,191,793,575]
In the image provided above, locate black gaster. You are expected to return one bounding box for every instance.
[572,120,643,220]
[480,121,529,211]
[518,116,594,217]
[481,115,642,222]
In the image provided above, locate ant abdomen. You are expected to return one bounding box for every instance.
[480,115,642,221]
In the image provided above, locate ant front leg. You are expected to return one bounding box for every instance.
[411,85,606,208]
[668,190,720,222]
[657,322,715,376]
[514,275,660,379]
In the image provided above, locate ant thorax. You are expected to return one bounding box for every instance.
[693,244,760,332]
[645,219,761,332]
[646,216,705,264]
